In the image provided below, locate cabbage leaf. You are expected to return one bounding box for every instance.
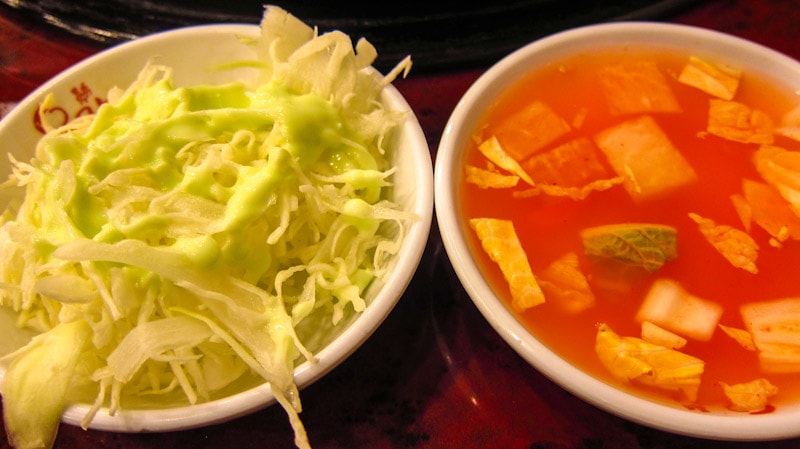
[580,223,677,273]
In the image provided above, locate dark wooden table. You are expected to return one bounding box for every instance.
[2,1,800,448]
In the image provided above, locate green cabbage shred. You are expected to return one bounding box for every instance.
[0,5,415,449]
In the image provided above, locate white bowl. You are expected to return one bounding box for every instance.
[0,24,433,432]
[435,22,800,441]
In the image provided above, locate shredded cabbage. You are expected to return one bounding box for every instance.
[0,5,415,449]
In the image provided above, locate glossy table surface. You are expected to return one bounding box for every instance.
[2,1,800,448]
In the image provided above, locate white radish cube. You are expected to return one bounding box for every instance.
[741,297,800,373]
[636,279,722,341]
[594,115,697,202]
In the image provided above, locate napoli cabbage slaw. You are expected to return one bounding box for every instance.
[0,6,415,449]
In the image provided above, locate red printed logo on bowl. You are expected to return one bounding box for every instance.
[32,81,106,134]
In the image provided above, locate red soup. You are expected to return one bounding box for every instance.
[461,45,800,411]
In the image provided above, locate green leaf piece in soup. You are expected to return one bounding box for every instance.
[580,223,677,272]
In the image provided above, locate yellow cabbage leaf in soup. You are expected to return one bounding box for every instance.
[737,179,800,245]
[469,218,545,311]
[536,252,595,314]
[596,323,704,402]
[741,297,800,373]
[464,165,519,189]
[688,212,759,274]
[678,56,741,101]
[753,144,800,217]
[707,99,774,144]
[721,378,778,412]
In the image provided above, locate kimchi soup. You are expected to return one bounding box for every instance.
[461,45,800,412]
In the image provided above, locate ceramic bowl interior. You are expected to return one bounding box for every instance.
[434,21,800,441]
[0,23,433,432]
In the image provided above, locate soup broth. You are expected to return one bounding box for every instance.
[461,46,800,411]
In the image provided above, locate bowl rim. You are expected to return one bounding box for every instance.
[0,23,434,432]
[434,20,800,442]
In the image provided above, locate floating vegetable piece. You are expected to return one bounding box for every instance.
[636,279,722,342]
[718,324,756,351]
[537,252,595,314]
[465,165,519,189]
[598,61,682,116]
[707,99,774,144]
[741,297,800,373]
[514,177,625,201]
[678,56,741,100]
[641,321,687,349]
[521,137,613,187]
[595,323,704,402]
[594,115,697,201]
[580,223,677,273]
[469,218,545,311]
[740,179,800,242]
[477,136,535,186]
[776,104,800,141]
[721,378,778,412]
[753,144,800,217]
[492,100,571,161]
[688,212,759,274]
[596,324,652,380]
